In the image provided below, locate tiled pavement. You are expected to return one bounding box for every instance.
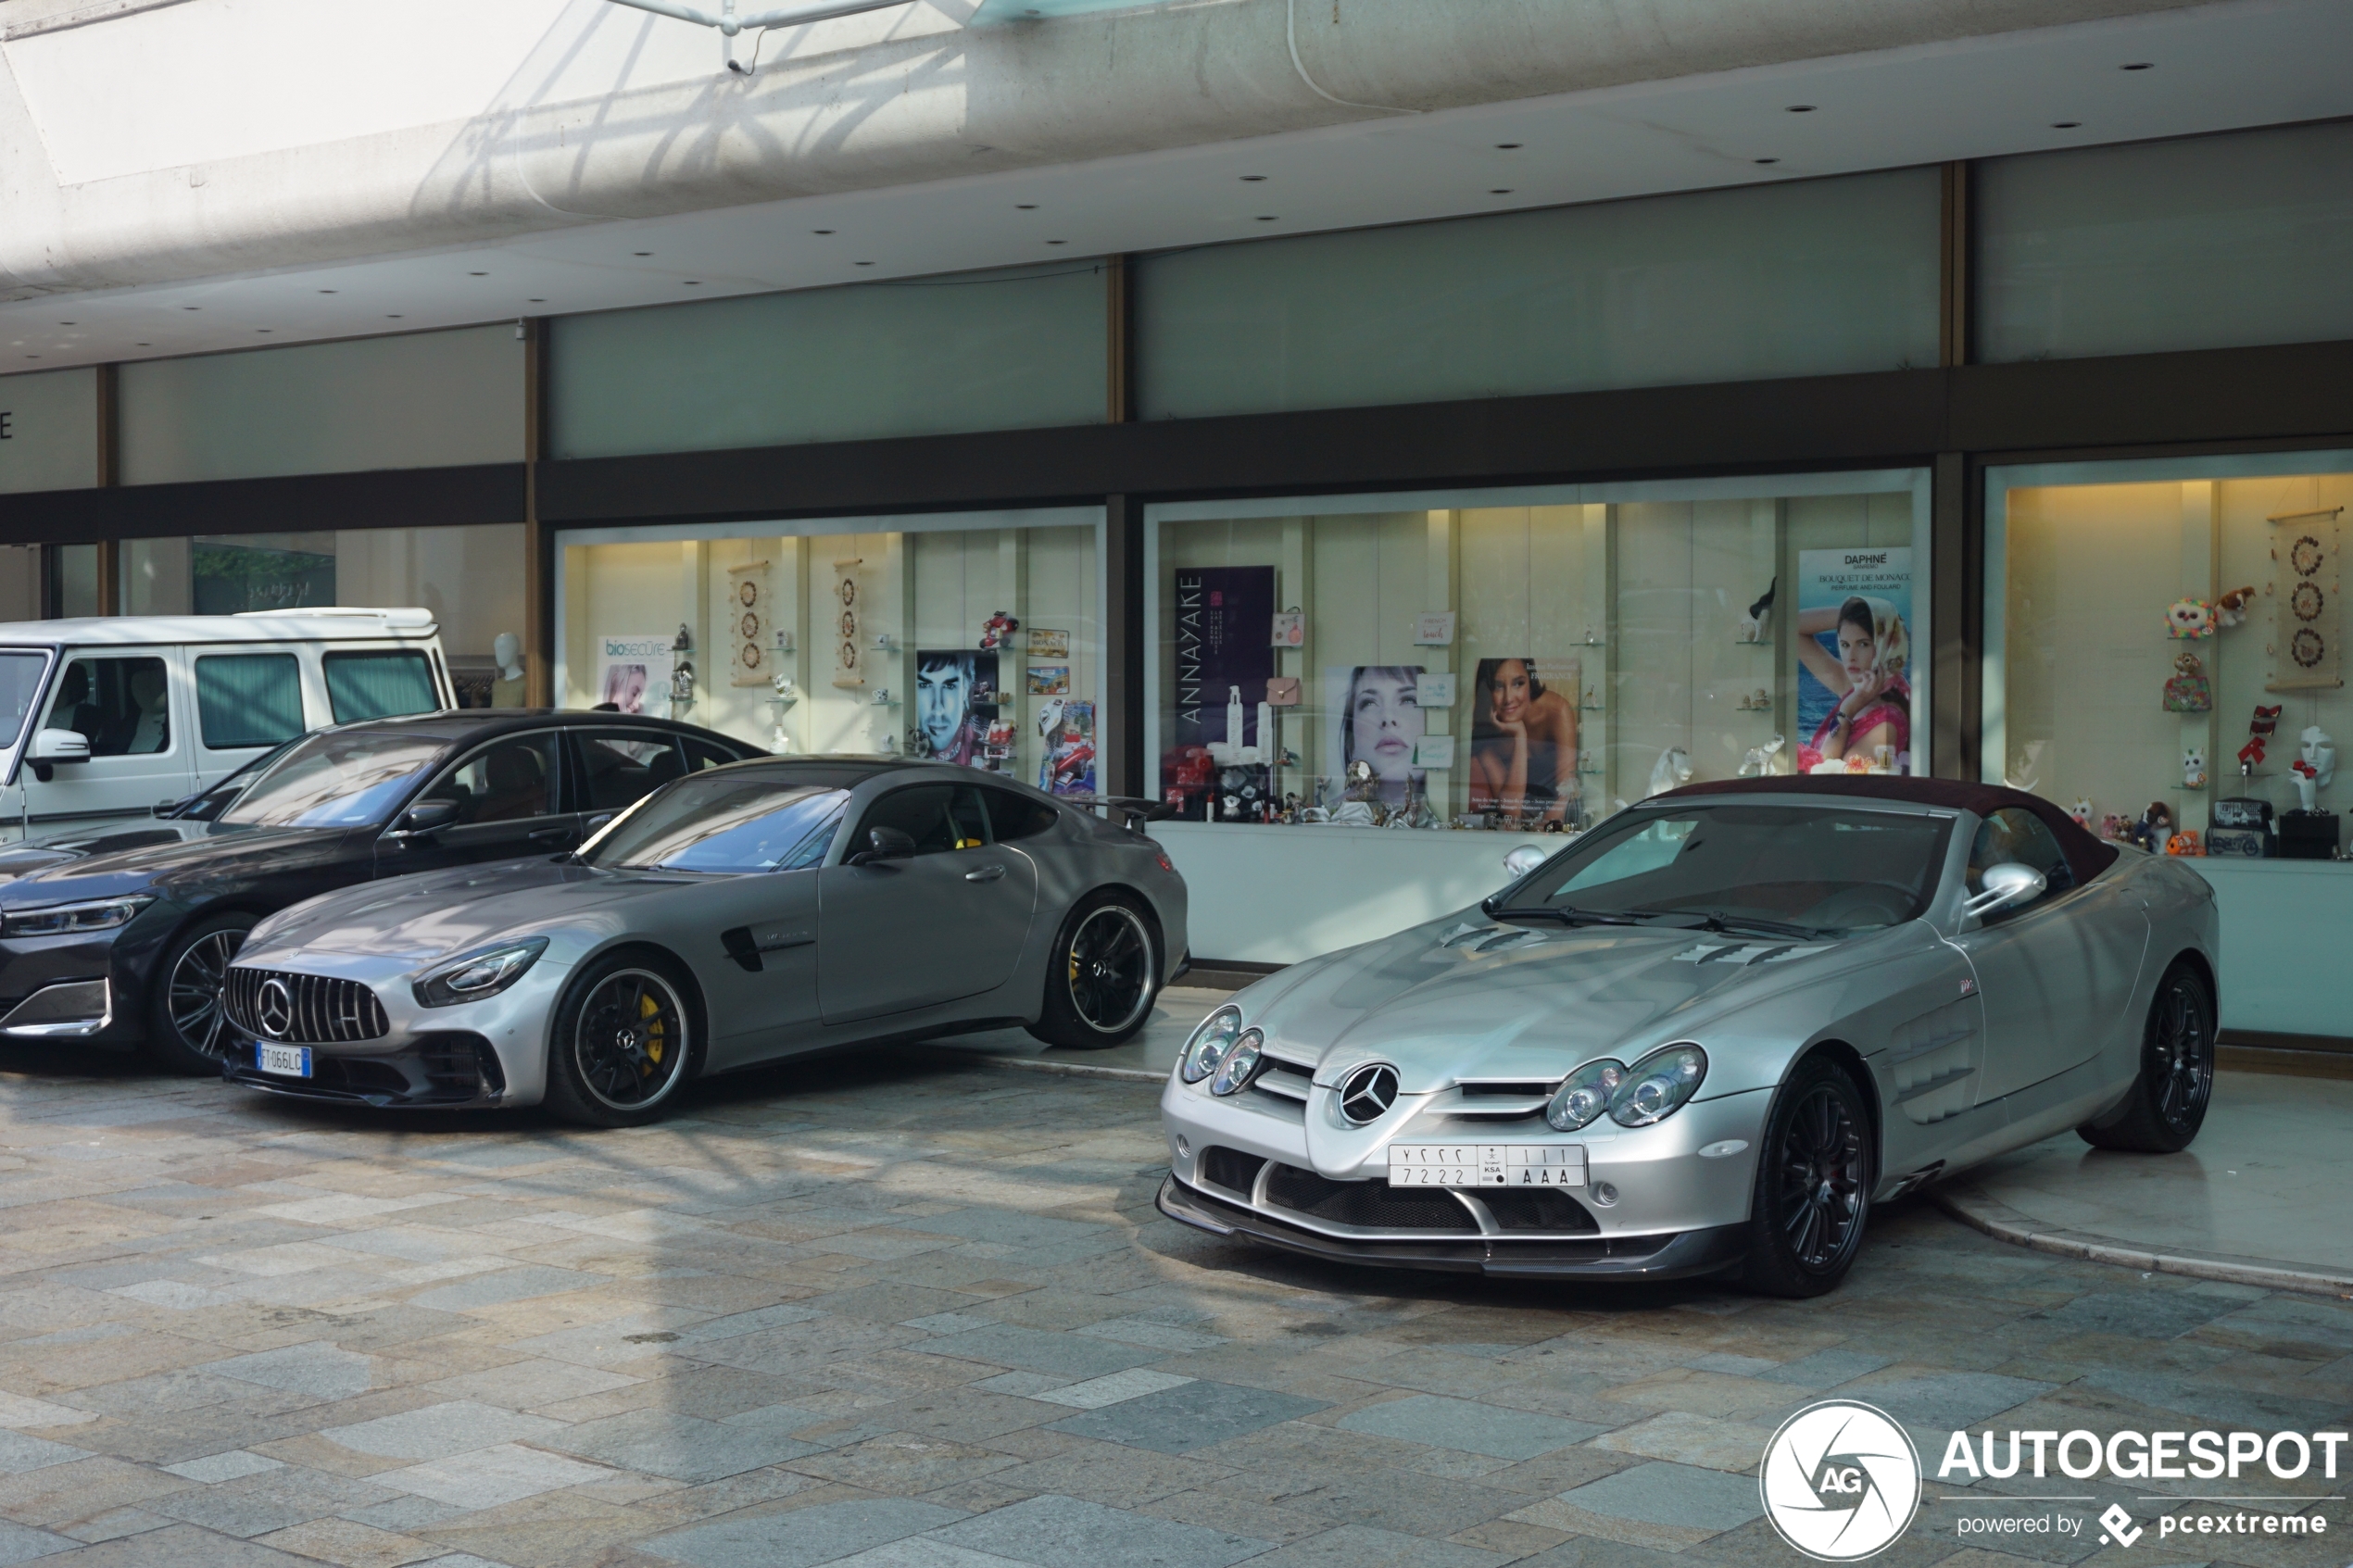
[0,1047,2345,1568]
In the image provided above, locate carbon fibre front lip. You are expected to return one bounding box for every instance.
[1156,1173,1750,1280]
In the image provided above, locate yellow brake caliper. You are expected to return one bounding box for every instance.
[640,992,664,1073]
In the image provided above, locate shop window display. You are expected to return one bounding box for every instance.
[557,513,1100,785]
[1988,456,2353,860]
[1150,477,1926,833]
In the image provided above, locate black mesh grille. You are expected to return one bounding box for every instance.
[1263,1163,1476,1232]
[1478,1187,1599,1233]
[223,968,389,1044]
[1198,1146,1266,1195]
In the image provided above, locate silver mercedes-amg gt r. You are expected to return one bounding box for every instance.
[1159,778,2220,1297]
[219,759,1186,1124]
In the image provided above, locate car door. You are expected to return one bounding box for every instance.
[375,730,581,877]
[1953,807,2149,1104]
[21,650,197,834]
[816,782,1039,1024]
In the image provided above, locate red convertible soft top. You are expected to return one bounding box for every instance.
[1660,775,2120,887]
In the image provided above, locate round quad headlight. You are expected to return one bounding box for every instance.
[1180,1007,1243,1085]
[1609,1043,1708,1127]
[1210,1029,1264,1097]
[1544,1058,1627,1132]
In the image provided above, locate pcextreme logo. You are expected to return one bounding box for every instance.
[1760,1400,1922,1561]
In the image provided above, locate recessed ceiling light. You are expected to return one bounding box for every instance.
[2121,61,2153,70]
[1489,188,1512,194]
[182,306,200,311]
[1755,157,1780,165]
[683,280,702,285]
[528,297,545,303]
[855,260,875,266]
[318,289,336,295]
[257,329,272,334]
[1046,239,1066,245]
[57,321,74,327]
[1787,105,1817,113]
[1255,215,1278,222]
[812,229,835,235]
[469,270,488,277]
[1016,204,1038,210]
[134,342,149,347]
[386,313,403,319]
[23,356,37,361]
[1493,143,1521,150]
[1239,175,1267,182]
[2051,120,2082,129]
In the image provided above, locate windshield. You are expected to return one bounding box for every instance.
[0,653,47,749]
[217,731,447,828]
[585,775,848,873]
[1499,803,1952,935]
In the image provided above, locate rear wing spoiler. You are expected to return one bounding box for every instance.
[1083,796,1177,832]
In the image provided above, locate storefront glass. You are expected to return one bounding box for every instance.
[556,510,1102,790]
[1986,451,2353,852]
[119,525,526,701]
[1149,473,1929,834]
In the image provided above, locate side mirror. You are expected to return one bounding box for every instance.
[29,729,88,765]
[1963,860,2046,920]
[1502,845,1549,881]
[391,798,461,836]
[848,825,917,866]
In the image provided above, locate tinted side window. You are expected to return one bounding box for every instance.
[324,649,439,722]
[196,654,304,749]
[856,785,963,855]
[423,734,560,825]
[684,736,749,771]
[1969,807,2074,903]
[47,656,170,757]
[577,732,685,810]
[984,790,1061,842]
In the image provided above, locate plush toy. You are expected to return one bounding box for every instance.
[978,610,1021,651]
[2070,798,2095,829]
[2100,812,2133,842]
[2214,585,2258,627]
[2162,651,2212,712]
[2165,598,2217,639]
[2129,802,2175,853]
[2183,746,2208,790]
[2165,830,2204,857]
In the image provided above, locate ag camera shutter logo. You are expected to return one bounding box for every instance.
[1760,1399,1921,1560]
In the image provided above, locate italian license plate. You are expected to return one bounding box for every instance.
[1388,1144,1586,1187]
[257,1043,312,1079]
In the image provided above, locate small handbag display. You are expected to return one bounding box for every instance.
[1264,676,1302,707]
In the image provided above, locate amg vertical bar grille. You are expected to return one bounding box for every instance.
[221,967,390,1044]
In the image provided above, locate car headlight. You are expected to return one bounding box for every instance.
[1210,1029,1264,1097]
[1180,1006,1243,1085]
[1609,1043,1708,1127]
[2,895,155,938]
[1545,1058,1626,1131]
[413,938,548,1008]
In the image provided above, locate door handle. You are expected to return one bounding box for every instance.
[528,826,573,843]
[965,864,1006,883]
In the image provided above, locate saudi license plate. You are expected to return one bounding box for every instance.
[257,1043,313,1079]
[1387,1144,1586,1187]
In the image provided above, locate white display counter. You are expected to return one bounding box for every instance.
[1149,821,1557,966]
[2183,857,2353,1038]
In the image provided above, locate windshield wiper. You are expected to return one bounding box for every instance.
[1482,905,1639,927]
[1627,908,1822,940]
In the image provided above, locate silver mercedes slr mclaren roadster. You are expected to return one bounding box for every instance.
[1159,778,2219,1296]
[219,759,1186,1124]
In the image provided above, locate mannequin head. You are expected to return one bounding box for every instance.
[493,633,523,680]
[2303,725,2336,788]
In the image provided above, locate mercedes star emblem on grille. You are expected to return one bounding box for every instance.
[256,978,294,1041]
[1337,1062,1400,1125]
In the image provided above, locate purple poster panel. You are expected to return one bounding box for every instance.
[1164,565,1276,800]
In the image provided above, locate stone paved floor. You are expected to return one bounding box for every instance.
[0,1047,2347,1567]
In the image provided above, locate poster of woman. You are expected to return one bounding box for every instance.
[1794,548,1914,774]
[598,635,673,715]
[1467,657,1580,822]
[1322,665,1426,809]
[915,650,1000,768]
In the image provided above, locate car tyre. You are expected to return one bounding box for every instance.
[543,948,698,1128]
[1740,1054,1874,1298]
[1026,892,1159,1050]
[2077,960,2215,1154]
[144,910,257,1075]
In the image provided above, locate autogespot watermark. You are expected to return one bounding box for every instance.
[1757,1399,2345,1561]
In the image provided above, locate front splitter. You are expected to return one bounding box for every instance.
[1156,1173,1749,1282]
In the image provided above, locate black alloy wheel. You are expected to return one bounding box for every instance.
[144,911,258,1074]
[1741,1055,1874,1297]
[563,967,690,1121]
[1027,894,1159,1050]
[2079,960,2216,1153]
